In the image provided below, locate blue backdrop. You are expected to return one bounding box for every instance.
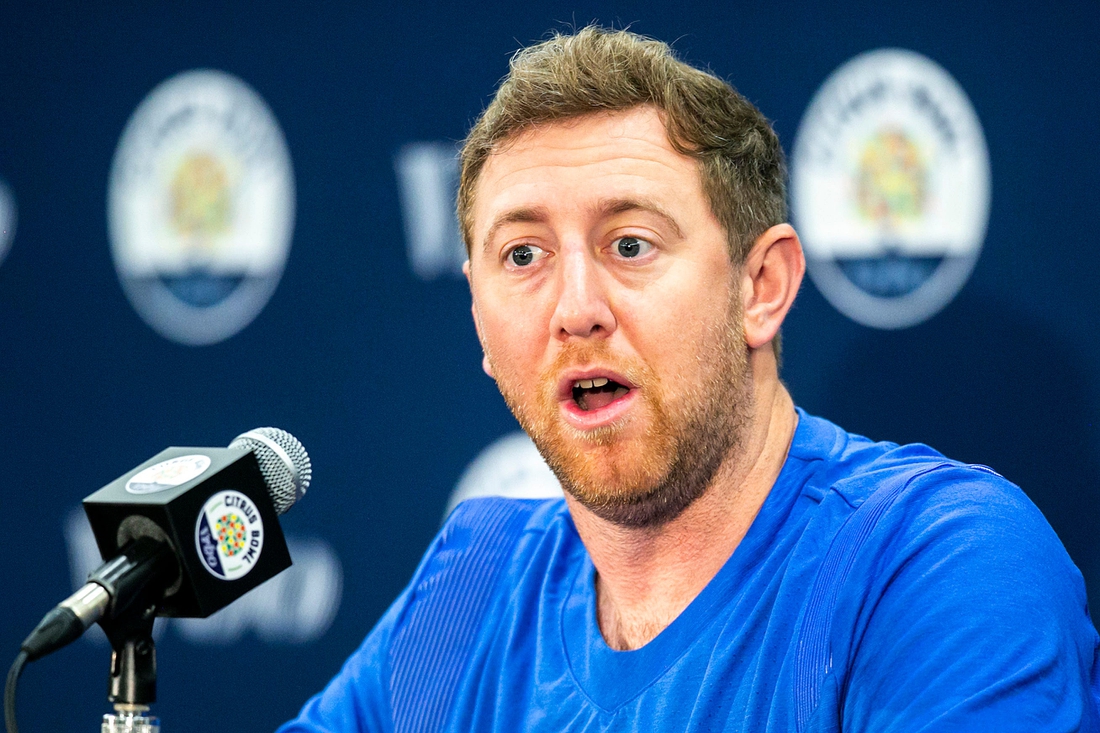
[1,1,1098,730]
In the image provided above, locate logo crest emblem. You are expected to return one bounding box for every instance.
[791,49,991,329]
[0,179,16,270]
[108,69,295,345]
[125,454,211,495]
[195,490,265,580]
[445,432,562,518]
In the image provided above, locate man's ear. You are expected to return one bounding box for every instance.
[740,224,806,350]
[463,259,495,379]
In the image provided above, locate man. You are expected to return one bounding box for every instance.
[281,27,1099,731]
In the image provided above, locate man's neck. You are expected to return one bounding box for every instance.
[564,375,798,651]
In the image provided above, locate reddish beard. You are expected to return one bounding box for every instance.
[489,303,753,528]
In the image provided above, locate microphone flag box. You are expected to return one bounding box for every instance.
[82,446,292,618]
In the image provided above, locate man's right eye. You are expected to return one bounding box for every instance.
[509,244,545,267]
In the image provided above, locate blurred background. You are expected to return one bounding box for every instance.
[1,1,1097,730]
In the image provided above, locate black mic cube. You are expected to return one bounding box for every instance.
[82,446,292,618]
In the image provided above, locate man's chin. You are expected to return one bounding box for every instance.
[559,425,633,451]
[540,420,733,529]
[560,477,696,528]
[542,449,685,527]
[540,426,652,477]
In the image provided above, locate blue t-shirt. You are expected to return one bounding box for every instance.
[279,411,1100,732]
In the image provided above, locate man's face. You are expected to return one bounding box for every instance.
[466,106,752,527]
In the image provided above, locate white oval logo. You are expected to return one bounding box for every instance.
[444,431,563,519]
[195,490,264,580]
[0,179,16,270]
[791,49,991,329]
[126,454,211,494]
[108,69,295,345]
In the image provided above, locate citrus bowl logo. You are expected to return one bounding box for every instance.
[0,179,16,270]
[195,490,264,580]
[126,454,211,495]
[214,513,248,557]
[791,49,991,329]
[108,70,295,345]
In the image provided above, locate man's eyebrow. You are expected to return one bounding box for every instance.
[598,198,684,239]
[482,207,549,252]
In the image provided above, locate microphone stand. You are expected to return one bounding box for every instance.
[99,603,159,732]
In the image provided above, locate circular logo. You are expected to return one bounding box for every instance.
[0,179,16,269]
[195,490,264,580]
[445,432,563,519]
[108,69,295,345]
[791,49,991,329]
[126,454,211,494]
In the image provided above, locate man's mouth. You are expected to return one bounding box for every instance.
[571,377,631,412]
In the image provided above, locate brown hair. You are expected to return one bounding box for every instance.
[457,25,787,263]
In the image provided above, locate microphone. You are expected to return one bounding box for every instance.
[19,427,312,662]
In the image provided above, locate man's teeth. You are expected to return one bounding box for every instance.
[571,377,629,411]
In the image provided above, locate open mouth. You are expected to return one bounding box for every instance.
[571,377,631,412]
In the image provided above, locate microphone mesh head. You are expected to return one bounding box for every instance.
[229,427,312,515]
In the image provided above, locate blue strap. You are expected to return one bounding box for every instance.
[387,498,534,733]
[793,464,950,732]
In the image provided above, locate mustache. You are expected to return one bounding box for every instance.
[543,341,651,391]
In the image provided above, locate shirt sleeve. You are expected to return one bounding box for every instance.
[275,588,409,733]
[273,497,536,733]
[839,466,1100,732]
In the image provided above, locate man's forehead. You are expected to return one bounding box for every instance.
[488,107,676,169]
[472,108,703,242]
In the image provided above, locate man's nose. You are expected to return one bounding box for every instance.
[549,246,616,340]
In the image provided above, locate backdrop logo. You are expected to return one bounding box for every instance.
[791,49,991,329]
[0,178,16,269]
[394,142,466,279]
[109,69,296,345]
[126,454,211,494]
[195,490,264,580]
[445,432,562,519]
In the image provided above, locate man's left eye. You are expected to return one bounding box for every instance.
[509,244,546,267]
[614,236,652,258]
